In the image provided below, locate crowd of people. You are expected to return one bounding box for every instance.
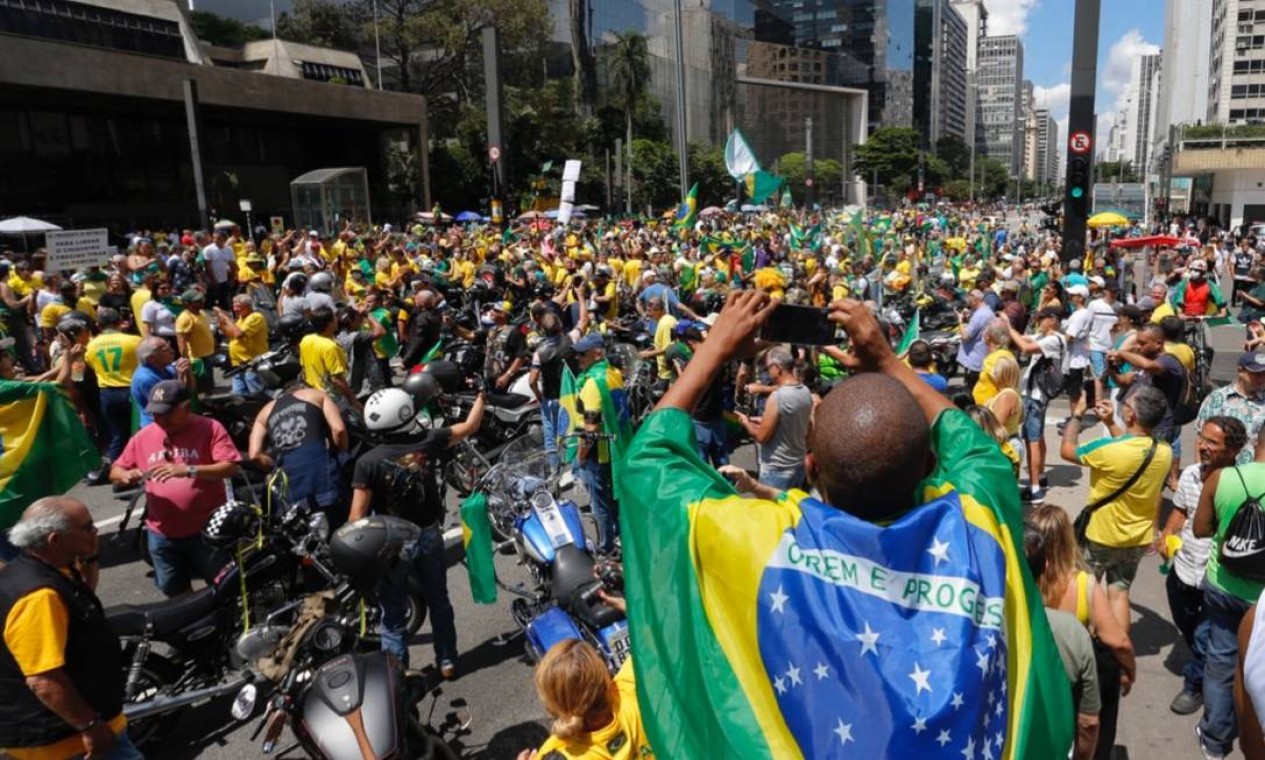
[4,203,1265,759]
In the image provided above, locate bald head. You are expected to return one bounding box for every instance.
[8,496,88,552]
[810,374,932,520]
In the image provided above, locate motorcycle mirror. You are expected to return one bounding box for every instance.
[231,683,258,721]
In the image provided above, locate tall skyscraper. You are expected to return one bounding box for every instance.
[1156,0,1211,135]
[1208,0,1265,123]
[914,0,968,145]
[1124,53,1163,171]
[950,0,988,154]
[1036,109,1060,185]
[978,35,1024,176]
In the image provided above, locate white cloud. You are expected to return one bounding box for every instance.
[1093,29,1160,157]
[1033,83,1071,119]
[985,0,1041,37]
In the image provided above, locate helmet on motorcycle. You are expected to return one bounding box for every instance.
[421,360,464,394]
[284,272,308,294]
[328,515,421,590]
[203,501,261,547]
[401,371,441,409]
[363,388,421,434]
[278,314,312,345]
[309,272,334,293]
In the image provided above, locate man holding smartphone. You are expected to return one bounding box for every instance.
[736,345,812,490]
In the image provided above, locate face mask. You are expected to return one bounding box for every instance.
[1191,270,1205,280]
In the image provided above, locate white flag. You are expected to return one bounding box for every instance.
[724,130,760,181]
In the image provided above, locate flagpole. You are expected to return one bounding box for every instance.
[672,0,689,197]
[372,0,383,90]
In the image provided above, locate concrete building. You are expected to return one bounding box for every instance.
[0,0,429,230]
[914,0,968,145]
[978,35,1024,176]
[950,0,988,155]
[1036,109,1060,186]
[1124,52,1163,172]
[1155,0,1211,135]
[1208,0,1265,123]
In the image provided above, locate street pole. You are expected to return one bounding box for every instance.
[967,69,976,204]
[1060,0,1101,266]
[672,0,689,198]
[373,0,383,90]
[805,116,815,210]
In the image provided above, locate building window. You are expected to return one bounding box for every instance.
[0,0,184,59]
[299,61,364,85]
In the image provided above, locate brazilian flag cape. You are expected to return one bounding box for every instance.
[614,407,1072,759]
[0,380,100,530]
[558,360,632,473]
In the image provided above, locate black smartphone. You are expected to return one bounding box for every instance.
[760,303,839,345]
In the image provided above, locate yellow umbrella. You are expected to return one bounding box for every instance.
[1087,212,1129,228]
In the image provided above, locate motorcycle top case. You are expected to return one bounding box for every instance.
[520,498,587,564]
[525,605,584,659]
[297,652,408,760]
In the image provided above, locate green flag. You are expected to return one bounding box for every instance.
[744,171,782,204]
[459,491,498,604]
[779,184,793,209]
[895,309,921,355]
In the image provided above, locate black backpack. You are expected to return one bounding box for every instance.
[1220,467,1265,583]
[1026,335,1064,400]
[1165,354,1200,427]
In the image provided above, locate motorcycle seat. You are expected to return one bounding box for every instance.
[485,391,532,409]
[570,588,624,630]
[106,586,217,637]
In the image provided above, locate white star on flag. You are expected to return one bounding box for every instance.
[857,621,881,656]
[930,627,947,647]
[994,730,1005,748]
[813,662,830,680]
[983,737,995,760]
[769,586,789,614]
[909,663,932,695]
[961,735,976,760]
[937,730,952,747]
[927,537,951,564]
[995,699,1004,717]
[786,664,803,687]
[986,633,997,650]
[834,718,854,745]
[975,648,991,675]
[911,716,928,735]
[774,676,787,695]
[951,691,965,709]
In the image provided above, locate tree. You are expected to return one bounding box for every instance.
[275,0,361,51]
[607,32,651,208]
[934,135,971,179]
[943,179,972,202]
[1094,160,1140,184]
[630,139,679,210]
[852,127,922,193]
[688,142,732,207]
[190,11,269,47]
[977,157,1011,199]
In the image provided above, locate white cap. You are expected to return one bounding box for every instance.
[1067,284,1090,298]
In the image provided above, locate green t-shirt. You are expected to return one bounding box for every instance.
[370,307,399,360]
[1207,462,1265,602]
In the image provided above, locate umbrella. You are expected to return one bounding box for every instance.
[517,210,546,220]
[0,216,61,234]
[544,208,586,220]
[574,204,601,212]
[1109,235,1179,250]
[213,219,238,229]
[454,211,481,222]
[1087,211,1129,228]
[699,206,724,218]
[415,211,453,224]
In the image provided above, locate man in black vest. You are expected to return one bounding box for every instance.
[0,496,135,759]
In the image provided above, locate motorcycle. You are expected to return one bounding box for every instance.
[476,436,631,673]
[202,344,303,450]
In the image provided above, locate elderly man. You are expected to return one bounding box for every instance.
[130,336,192,429]
[0,497,139,760]
[214,293,269,395]
[111,380,240,597]
[1195,351,1265,465]
[957,288,995,392]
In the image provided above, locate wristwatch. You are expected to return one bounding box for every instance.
[187,465,199,479]
[75,714,101,733]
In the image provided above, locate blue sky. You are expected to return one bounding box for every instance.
[989,0,1165,150]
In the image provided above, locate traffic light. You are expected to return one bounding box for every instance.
[1066,155,1091,211]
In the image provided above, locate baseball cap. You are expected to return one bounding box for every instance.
[574,333,604,352]
[1067,284,1090,298]
[181,288,205,303]
[1137,296,1158,311]
[1240,352,1265,373]
[1089,276,1106,288]
[146,379,190,414]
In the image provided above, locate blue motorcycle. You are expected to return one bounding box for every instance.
[477,435,631,672]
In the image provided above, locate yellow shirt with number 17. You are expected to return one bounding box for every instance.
[85,331,142,388]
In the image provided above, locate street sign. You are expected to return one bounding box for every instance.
[805,177,814,187]
[238,199,253,212]
[270,216,284,234]
[46,229,111,271]
[488,145,501,162]
[1069,131,1092,154]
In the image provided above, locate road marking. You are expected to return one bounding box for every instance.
[94,514,125,529]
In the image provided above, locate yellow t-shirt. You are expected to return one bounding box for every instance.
[229,311,269,366]
[85,331,142,388]
[2,587,128,760]
[623,259,644,289]
[130,288,152,336]
[174,309,216,359]
[600,281,619,321]
[38,302,70,330]
[832,283,850,301]
[454,259,476,288]
[1150,301,1176,323]
[1165,342,1196,373]
[653,314,678,381]
[1076,434,1173,547]
[7,274,41,298]
[972,348,1016,407]
[79,277,107,306]
[344,278,367,301]
[299,333,349,391]
[958,265,981,291]
[535,659,654,760]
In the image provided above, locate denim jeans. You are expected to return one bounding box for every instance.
[99,386,132,463]
[541,398,562,473]
[147,531,229,597]
[760,464,805,492]
[70,729,144,760]
[1165,570,1208,694]
[231,369,265,396]
[694,417,730,467]
[577,459,617,553]
[379,524,456,669]
[1199,584,1254,754]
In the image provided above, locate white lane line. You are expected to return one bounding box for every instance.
[95,514,125,529]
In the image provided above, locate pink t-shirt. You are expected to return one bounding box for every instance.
[115,415,241,538]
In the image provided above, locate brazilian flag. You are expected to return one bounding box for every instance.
[459,492,497,604]
[675,183,699,230]
[614,408,1072,759]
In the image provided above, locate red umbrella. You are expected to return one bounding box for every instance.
[1109,235,1179,249]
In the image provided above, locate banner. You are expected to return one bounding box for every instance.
[46,229,111,271]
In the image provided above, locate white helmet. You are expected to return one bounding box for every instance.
[309,271,334,293]
[363,388,420,434]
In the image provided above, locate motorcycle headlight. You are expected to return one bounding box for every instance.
[308,513,330,543]
[309,619,346,653]
[531,491,553,510]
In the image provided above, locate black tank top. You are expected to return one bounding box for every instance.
[266,392,328,455]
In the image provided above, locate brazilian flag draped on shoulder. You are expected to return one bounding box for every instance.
[558,360,632,477]
[614,406,1072,759]
[0,380,100,531]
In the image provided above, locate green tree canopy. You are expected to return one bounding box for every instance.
[852,127,922,193]
[190,10,269,47]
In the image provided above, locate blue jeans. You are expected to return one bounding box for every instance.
[147,531,228,598]
[760,464,805,492]
[541,398,561,473]
[577,459,617,553]
[70,729,143,760]
[694,417,730,467]
[231,369,265,396]
[99,387,132,463]
[1165,570,1208,694]
[379,524,456,669]
[1199,584,1254,754]
[1020,395,1048,443]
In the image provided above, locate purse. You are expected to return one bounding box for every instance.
[1073,439,1159,547]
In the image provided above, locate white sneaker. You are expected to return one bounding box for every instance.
[1195,725,1226,760]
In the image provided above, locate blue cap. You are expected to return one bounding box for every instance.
[573,333,604,352]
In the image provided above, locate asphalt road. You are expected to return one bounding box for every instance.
[69,221,1247,759]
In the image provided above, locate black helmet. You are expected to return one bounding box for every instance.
[56,312,92,339]
[278,314,311,344]
[203,501,260,547]
[402,370,441,409]
[285,273,309,293]
[328,516,421,590]
[421,360,463,394]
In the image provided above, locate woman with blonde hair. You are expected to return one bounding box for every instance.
[1026,504,1136,760]
[984,353,1023,467]
[519,638,653,760]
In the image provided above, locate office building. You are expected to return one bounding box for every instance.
[950,0,988,154]
[1124,52,1163,171]
[0,0,429,230]
[1156,0,1211,135]
[978,35,1024,176]
[1024,108,1060,185]
[914,0,968,145]
[1209,0,1265,123]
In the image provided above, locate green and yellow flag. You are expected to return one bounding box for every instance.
[615,408,1072,759]
[558,361,631,473]
[745,171,782,205]
[0,381,100,531]
[674,183,699,230]
[459,491,498,604]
